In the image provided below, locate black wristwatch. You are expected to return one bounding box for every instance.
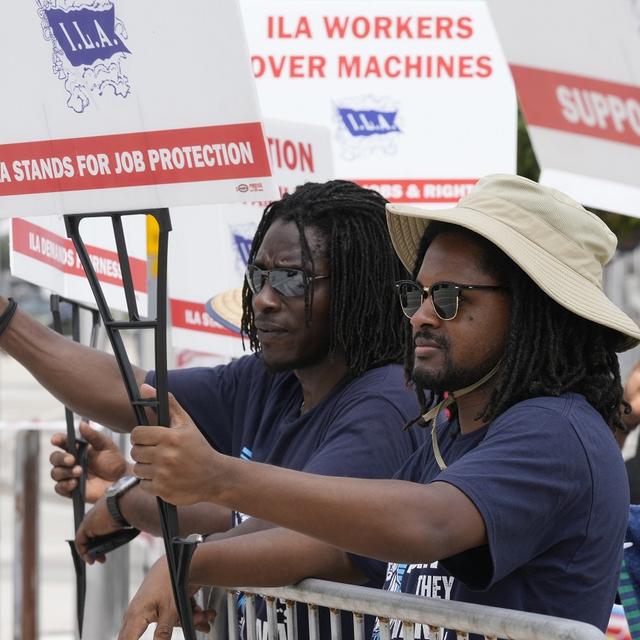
[105,475,140,528]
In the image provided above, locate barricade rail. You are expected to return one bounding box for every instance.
[216,579,605,640]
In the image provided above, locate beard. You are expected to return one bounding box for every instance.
[411,331,490,393]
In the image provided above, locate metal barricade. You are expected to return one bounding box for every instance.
[4,422,132,640]
[208,579,604,640]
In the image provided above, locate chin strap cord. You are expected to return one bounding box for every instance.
[422,363,500,471]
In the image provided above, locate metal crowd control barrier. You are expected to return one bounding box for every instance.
[210,579,605,640]
[14,428,40,640]
[7,421,131,640]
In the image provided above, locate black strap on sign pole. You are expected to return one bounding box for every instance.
[50,294,100,638]
[64,209,202,640]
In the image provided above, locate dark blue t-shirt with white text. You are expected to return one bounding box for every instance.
[353,393,628,640]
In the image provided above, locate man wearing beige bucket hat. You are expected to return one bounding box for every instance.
[130,174,640,637]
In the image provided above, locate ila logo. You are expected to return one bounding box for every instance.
[337,108,401,137]
[229,222,256,275]
[334,96,402,161]
[37,0,132,113]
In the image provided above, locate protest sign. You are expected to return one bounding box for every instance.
[0,0,275,218]
[240,0,516,204]
[168,119,333,358]
[10,214,147,313]
[487,0,640,216]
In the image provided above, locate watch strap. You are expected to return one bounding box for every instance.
[105,476,140,528]
[106,492,132,528]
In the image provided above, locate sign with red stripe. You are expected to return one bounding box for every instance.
[0,123,271,197]
[486,0,640,216]
[171,299,239,338]
[10,215,148,314]
[511,66,640,148]
[0,1,275,217]
[11,218,147,292]
[355,179,478,203]
[241,0,516,206]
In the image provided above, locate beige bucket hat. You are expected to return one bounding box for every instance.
[386,173,640,352]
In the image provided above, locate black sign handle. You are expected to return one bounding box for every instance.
[64,209,201,640]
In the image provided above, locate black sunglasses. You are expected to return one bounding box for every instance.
[395,280,508,321]
[246,265,329,297]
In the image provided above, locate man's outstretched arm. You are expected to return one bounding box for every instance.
[0,296,145,431]
[131,386,487,566]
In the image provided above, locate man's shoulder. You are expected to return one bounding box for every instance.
[333,363,419,420]
[342,364,414,402]
[491,393,619,460]
[346,363,406,390]
[498,393,601,425]
[167,354,290,396]
[183,354,273,380]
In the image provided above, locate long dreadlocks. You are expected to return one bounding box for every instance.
[406,221,629,432]
[241,180,408,378]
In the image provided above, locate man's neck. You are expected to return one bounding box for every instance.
[455,382,496,434]
[295,351,349,413]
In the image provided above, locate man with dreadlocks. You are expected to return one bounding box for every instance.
[129,174,640,639]
[2,180,424,638]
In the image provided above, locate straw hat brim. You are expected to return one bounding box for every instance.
[205,287,243,335]
[386,202,640,352]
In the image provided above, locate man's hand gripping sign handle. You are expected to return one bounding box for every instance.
[131,384,219,506]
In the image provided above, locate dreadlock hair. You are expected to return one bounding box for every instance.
[406,221,629,433]
[240,180,409,378]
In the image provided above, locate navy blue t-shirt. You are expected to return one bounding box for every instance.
[358,393,628,640]
[148,355,424,639]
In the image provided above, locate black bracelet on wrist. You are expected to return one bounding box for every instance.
[0,298,17,338]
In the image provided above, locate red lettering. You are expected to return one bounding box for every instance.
[476,56,492,78]
[458,55,473,78]
[384,56,402,78]
[251,55,265,78]
[457,16,474,38]
[308,56,326,78]
[416,16,433,38]
[323,15,349,38]
[289,55,304,78]
[364,56,382,78]
[352,16,370,38]
[268,55,287,78]
[405,56,422,78]
[268,16,312,39]
[395,16,413,38]
[435,16,454,38]
[375,16,393,38]
[338,55,360,78]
